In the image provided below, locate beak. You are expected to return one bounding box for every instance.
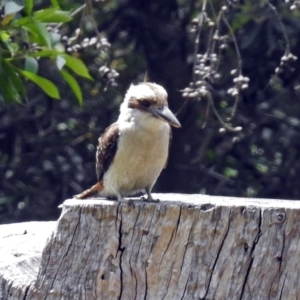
[148,106,181,128]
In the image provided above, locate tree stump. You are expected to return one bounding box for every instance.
[0,221,56,300]
[1,193,300,299]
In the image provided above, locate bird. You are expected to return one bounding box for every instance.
[75,82,181,202]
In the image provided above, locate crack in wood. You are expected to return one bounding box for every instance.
[44,207,82,300]
[127,205,141,300]
[148,203,162,255]
[128,204,141,285]
[239,208,262,300]
[22,284,30,300]
[3,195,300,299]
[143,205,156,300]
[74,210,92,294]
[38,232,54,287]
[92,206,103,300]
[144,268,148,300]
[278,273,287,300]
[5,280,13,300]
[161,205,183,300]
[158,213,179,272]
[203,207,232,299]
[268,210,287,300]
[179,234,193,300]
[117,203,125,300]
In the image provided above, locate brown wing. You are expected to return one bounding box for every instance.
[96,122,119,181]
[164,127,172,168]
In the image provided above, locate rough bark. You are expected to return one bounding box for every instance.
[1,194,300,299]
[0,221,56,300]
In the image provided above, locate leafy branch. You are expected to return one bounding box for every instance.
[0,0,94,104]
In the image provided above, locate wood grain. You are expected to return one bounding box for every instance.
[1,194,300,299]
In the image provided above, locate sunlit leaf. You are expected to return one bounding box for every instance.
[34,8,72,23]
[20,70,60,99]
[50,0,60,8]
[62,54,93,80]
[25,57,38,74]
[4,1,24,15]
[41,12,71,23]
[24,0,33,15]
[60,69,82,105]
[33,7,57,19]
[0,32,10,42]
[53,42,65,52]
[23,22,52,48]
[1,14,15,26]
[56,55,66,70]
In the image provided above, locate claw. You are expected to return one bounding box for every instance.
[140,195,160,203]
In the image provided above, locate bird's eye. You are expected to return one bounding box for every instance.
[140,100,151,107]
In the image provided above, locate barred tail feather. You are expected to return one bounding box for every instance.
[74,182,103,199]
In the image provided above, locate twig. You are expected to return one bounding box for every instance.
[267,1,290,54]
[192,0,207,83]
[222,15,242,120]
[207,92,241,132]
[222,15,242,75]
[54,4,87,30]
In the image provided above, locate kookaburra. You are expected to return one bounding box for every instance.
[75,82,181,202]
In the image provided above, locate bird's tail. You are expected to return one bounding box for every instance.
[74,182,103,199]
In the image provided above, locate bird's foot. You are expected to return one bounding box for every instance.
[140,195,160,203]
[127,199,136,208]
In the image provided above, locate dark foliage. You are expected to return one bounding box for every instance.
[1,0,300,223]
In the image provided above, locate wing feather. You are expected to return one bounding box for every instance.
[96,122,119,181]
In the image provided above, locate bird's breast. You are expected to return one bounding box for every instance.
[102,122,170,195]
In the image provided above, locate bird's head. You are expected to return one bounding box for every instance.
[120,82,181,128]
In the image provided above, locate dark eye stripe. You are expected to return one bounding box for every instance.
[139,100,151,107]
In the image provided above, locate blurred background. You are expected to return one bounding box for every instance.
[1,0,300,223]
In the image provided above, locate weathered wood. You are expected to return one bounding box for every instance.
[1,194,300,299]
[0,221,56,300]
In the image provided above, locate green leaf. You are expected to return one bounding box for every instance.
[60,69,82,105]
[56,55,66,70]
[50,32,61,45]
[2,59,26,97]
[0,69,21,103]
[53,42,65,52]
[1,14,16,26]
[20,70,60,99]
[25,57,38,74]
[50,0,60,8]
[0,41,11,57]
[33,7,57,19]
[0,31,10,42]
[41,12,71,23]
[14,16,30,26]
[23,22,52,48]
[34,8,72,23]
[223,167,238,178]
[29,49,62,57]
[1,39,19,56]
[4,1,24,16]
[24,0,33,15]
[62,54,93,80]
